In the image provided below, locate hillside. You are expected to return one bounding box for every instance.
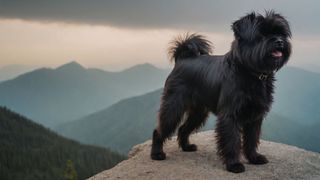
[262,113,320,152]
[0,107,125,180]
[90,131,320,180]
[56,89,320,154]
[0,62,170,127]
[274,67,320,124]
[56,89,162,154]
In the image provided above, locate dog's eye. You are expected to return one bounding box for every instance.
[277,33,288,39]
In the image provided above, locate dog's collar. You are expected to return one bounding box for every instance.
[230,59,278,81]
[257,73,270,81]
[249,70,278,81]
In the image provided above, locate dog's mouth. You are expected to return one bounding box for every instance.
[271,50,283,58]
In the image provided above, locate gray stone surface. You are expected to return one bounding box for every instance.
[90,131,320,180]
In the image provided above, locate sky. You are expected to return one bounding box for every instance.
[0,0,319,71]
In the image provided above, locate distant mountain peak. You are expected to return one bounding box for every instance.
[122,63,161,73]
[134,63,158,69]
[56,61,86,71]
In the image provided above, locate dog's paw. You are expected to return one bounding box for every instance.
[226,163,245,173]
[248,154,268,165]
[151,152,166,160]
[182,144,197,152]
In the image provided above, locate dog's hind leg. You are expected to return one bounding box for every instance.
[178,106,209,151]
[151,93,186,160]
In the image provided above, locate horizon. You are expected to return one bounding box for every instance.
[0,60,170,72]
[1,60,320,75]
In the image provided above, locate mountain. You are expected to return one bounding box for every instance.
[56,89,162,154]
[262,113,320,152]
[0,106,125,180]
[0,61,170,127]
[274,67,320,124]
[297,63,320,74]
[0,65,37,82]
[56,89,320,154]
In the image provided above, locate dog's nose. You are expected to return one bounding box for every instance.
[275,39,284,48]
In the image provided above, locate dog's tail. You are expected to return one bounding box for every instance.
[168,33,212,63]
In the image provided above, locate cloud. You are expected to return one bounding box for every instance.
[0,0,319,35]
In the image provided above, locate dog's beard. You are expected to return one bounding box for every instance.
[269,49,284,71]
[255,40,291,73]
[268,44,291,71]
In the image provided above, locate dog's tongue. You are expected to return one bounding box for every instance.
[272,51,283,58]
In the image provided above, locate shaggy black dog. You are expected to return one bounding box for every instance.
[151,11,292,173]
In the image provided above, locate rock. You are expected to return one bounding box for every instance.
[90,131,320,180]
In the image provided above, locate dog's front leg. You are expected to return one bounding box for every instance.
[216,115,244,173]
[243,119,268,164]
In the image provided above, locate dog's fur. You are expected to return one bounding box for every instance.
[150,11,292,173]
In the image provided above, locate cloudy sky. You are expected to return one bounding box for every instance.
[0,0,319,71]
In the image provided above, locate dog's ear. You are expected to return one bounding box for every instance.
[232,12,257,41]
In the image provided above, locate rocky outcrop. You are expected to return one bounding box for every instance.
[90,131,320,180]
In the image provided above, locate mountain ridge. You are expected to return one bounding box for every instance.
[0,65,38,82]
[0,62,170,127]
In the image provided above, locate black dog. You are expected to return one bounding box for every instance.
[151,11,291,173]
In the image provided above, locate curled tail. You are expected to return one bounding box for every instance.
[168,33,213,63]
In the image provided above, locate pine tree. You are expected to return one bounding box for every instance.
[64,160,77,180]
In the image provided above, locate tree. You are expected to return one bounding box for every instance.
[64,160,77,180]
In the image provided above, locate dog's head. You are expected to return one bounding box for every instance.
[231,11,292,73]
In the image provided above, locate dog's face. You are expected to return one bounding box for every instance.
[231,11,292,73]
